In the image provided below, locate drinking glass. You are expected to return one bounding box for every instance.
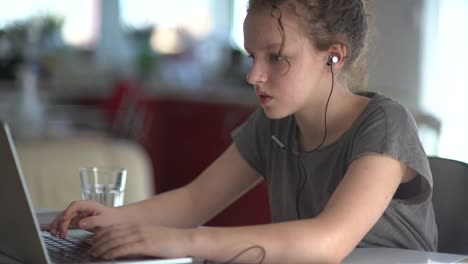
[79,167,127,207]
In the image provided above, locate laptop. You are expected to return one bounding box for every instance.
[0,120,201,264]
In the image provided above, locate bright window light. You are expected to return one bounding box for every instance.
[421,0,468,162]
[0,0,98,48]
[119,0,213,38]
[230,0,248,51]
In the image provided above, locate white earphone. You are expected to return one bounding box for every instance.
[327,55,339,66]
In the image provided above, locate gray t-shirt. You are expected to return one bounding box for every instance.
[232,93,438,251]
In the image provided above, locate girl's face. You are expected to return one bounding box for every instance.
[243,8,330,119]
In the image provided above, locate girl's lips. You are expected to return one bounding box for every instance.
[258,94,273,105]
[255,88,272,105]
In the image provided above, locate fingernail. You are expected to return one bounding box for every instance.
[80,221,88,228]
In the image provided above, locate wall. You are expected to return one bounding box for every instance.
[367,0,424,111]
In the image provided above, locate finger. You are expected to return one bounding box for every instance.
[48,214,59,234]
[56,214,77,238]
[91,224,128,248]
[90,226,139,257]
[58,202,83,237]
[89,226,113,247]
[61,200,100,224]
[58,215,72,238]
[59,210,81,238]
[60,200,102,237]
[48,212,64,235]
[69,217,81,229]
[68,211,90,228]
[77,214,106,230]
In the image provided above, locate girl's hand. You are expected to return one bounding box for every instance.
[48,200,121,238]
[89,224,192,260]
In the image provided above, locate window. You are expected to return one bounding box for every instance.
[0,0,98,48]
[120,0,213,38]
[231,0,248,51]
[421,0,468,162]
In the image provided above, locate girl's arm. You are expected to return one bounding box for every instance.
[52,143,263,236]
[116,143,264,227]
[185,154,410,263]
[88,151,411,263]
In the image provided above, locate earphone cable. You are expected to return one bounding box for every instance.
[223,245,266,264]
[295,60,336,219]
[202,245,266,264]
[309,59,335,152]
[295,155,307,219]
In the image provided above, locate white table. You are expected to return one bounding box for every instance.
[344,247,468,263]
[2,246,467,264]
[1,243,467,263]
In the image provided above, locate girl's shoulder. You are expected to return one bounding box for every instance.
[356,92,416,128]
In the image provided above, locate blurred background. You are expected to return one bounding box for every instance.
[0,0,466,225]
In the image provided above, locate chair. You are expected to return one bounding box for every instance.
[428,156,468,255]
[104,78,152,143]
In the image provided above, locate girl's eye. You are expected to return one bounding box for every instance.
[246,54,284,63]
[270,54,285,62]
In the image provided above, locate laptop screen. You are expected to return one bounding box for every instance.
[0,121,50,263]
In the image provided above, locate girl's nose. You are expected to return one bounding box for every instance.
[246,61,267,85]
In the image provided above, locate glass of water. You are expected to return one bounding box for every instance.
[79,167,127,207]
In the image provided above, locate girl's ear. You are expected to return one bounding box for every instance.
[327,43,348,69]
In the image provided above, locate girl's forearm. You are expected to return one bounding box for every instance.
[118,186,210,228]
[187,220,347,264]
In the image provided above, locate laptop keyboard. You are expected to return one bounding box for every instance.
[43,234,101,263]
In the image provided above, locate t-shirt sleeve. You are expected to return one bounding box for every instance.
[350,100,433,204]
[231,108,270,176]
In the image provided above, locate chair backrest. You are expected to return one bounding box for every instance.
[428,156,468,254]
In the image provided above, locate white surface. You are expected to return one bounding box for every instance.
[344,247,468,263]
[2,243,468,263]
